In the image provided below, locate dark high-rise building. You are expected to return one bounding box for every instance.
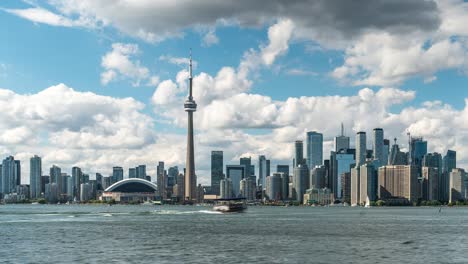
[226,165,246,197]
[388,139,407,165]
[240,157,252,177]
[112,166,124,183]
[15,160,21,186]
[294,140,304,167]
[266,159,271,178]
[72,166,82,200]
[49,165,61,193]
[211,151,223,195]
[129,168,137,178]
[184,52,197,201]
[293,164,309,203]
[258,155,267,188]
[334,123,350,152]
[441,150,457,202]
[373,128,384,166]
[408,136,427,167]
[136,165,146,180]
[1,156,20,195]
[356,132,366,167]
[277,165,289,176]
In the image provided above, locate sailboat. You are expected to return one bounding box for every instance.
[365,196,371,208]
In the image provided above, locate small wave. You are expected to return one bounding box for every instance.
[197,210,223,215]
[101,213,113,217]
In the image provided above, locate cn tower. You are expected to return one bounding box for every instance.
[184,50,197,201]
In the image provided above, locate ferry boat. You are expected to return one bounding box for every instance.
[213,198,247,213]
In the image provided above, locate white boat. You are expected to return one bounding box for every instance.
[365,196,371,208]
[213,199,247,213]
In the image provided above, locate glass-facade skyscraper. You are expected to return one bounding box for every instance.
[211,151,223,195]
[306,131,323,169]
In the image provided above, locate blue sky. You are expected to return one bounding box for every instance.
[1,0,468,183]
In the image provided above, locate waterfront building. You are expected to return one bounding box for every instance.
[334,123,350,152]
[45,183,59,203]
[72,167,82,201]
[442,150,457,202]
[226,165,246,197]
[310,165,327,189]
[331,150,355,199]
[356,132,366,167]
[294,140,304,167]
[1,156,20,195]
[102,178,158,203]
[240,157,252,177]
[422,167,439,201]
[293,164,309,203]
[266,173,282,201]
[388,139,407,165]
[30,155,42,199]
[66,176,73,200]
[211,151,223,195]
[41,176,49,195]
[220,178,233,199]
[240,177,255,201]
[167,166,178,190]
[408,137,427,167]
[341,172,351,204]
[303,188,334,205]
[279,172,289,200]
[378,165,419,203]
[16,185,29,200]
[80,183,92,202]
[449,168,466,203]
[306,131,323,168]
[49,165,61,194]
[350,167,360,206]
[102,176,111,190]
[359,163,378,205]
[157,162,166,199]
[258,155,267,189]
[129,168,137,178]
[373,128,384,166]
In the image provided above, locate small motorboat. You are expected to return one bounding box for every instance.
[213,198,247,213]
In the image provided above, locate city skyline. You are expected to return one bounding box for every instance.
[0,1,468,186]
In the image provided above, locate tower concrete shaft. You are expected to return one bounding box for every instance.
[184,51,197,201]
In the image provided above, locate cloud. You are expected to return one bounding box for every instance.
[286,68,318,76]
[100,43,159,87]
[202,29,219,47]
[3,7,92,27]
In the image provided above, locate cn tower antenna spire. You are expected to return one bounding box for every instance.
[184,48,197,202]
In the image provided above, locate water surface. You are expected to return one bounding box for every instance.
[0,205,467,263]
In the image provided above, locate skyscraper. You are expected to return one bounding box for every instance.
[388,139,407,165]
[382,139,390,166]
[211,151,223,195]
[356,132,366,167]
[277,165,289,176]
[112,166,123,183]
[449,168,465,203]
[334,123,350,152]
[266,174,282,201]
[258,155,267,188]
[442,150,457,202]
[157,162,166,198]
[50,165,62,193]
[240,157,252,177]
[408,136,427,167]
[184,52,197,201]
[294,141,304,167]
[293,164,309,203]
[373,128,384,165]
[1,156,20,195]
[226,165,246,197]
[306,131,323,169]
[30,155,42,199]
[378,165,419,203]
[136,165,146,180]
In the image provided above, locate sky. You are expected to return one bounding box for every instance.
[1,0,468,184]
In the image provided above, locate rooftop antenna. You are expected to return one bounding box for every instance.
[341,122,344,137]
[188,48,193,99]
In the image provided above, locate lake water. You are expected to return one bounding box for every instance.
[0,205,467,263]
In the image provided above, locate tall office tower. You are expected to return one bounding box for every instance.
[128,168,137,178]
[258,155,267,188]
[408,136,427,167]
[49,165,61,194]
[341,172,351,204]
[422,167,439,201]
[136,165,146,180]
[102,176,111,190]
[30,155,42,199]
[449,168,466,203]
[330,150,355,199]
[1,156,20,195]
[266,173,282,201]
[277,165,289,176]
[356,132,367,167]
[80,183,92,202]
[359,163,377,204]
[266,160,271,177]
[382,139,390,166]
[307,131,323,169]
[334,123,350,152]
[157,162,166,199]
[294,141,304,167]
[388,139,407,165]
[279,172,289,200]
[210,151,223,195]
[83,174,90,183]
[226,165,246,198]
[60,173,68,195]
[65,175,73,199]
[174,173,185,200]
[167,166,179,190]
[378,165,419,203]
[293,164,309,203]
[220,178,233,199]
[240,177,255,201]
[240,157,252,177]
[350,167,360,206]
[45,183,59,203]
[310,165,327,189]
[112,166,124,183]
[442,150,457,202]
[373,128,384,166]
[184,52,197,201]
[41,176,49,195]
[15,160,21,186]
[95,173,103,190]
